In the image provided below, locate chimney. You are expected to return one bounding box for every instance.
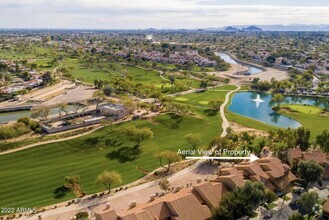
[129,200,137,209]
[150,194,156,202]
[105,202,111,209]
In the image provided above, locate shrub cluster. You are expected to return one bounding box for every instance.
[0,117,41,140]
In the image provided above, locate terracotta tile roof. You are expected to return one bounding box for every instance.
[143,201,173,219]
[302,150,327,164]
[249,174,261,182]
[274,172,297,190]
[165,192,211,220]
[220,167,240,175]
[287,148,302,159]
[233,161,293,191]
[257,157,286,179]
[193,182,228,209]
[283,164,290,171]
[264,181,276,191]
[115,188,213,220]
[120,210,152,220]
[289,148,329,165]
[287,172,297,182]
[94,209,119,220]
[217,174,245,190]
[115,191,174,219]
[255,157,297,190]
[235,162,270,180]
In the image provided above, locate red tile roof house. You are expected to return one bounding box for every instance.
[287,148,329,179]
[217,157,296,192]
[93,157,295,220]
[94,182,228,220]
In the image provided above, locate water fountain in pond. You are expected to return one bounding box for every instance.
[252,94,264,108]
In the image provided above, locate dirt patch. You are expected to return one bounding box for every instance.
[42,85,98,106]
[229,122,268,137]
[143,160,197,182]
[208,64,288,86]
[188,112,204,119]
[319,112,329,117]
[280,107,299,115]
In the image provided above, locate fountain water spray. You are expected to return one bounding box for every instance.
[252,94,264,108]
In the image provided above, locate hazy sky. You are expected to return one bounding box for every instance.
[0,0,329,29]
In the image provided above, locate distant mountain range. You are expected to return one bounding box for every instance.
[223,26,240,32]
[220,24,329,32]
[1,24,329,32]
[224,25,263,32]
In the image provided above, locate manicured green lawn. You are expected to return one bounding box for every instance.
[63,59,162,86]
[281,104,322,115]
[0,46,54,60]
[239,85,250,91]
[279,105,329,139]
[174,86,234,107]
[31,59,54,70]
[63,59,199,89]
[0,109,222,208]
[213,85,238,90]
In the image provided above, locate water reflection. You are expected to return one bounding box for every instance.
[217,53,263,75]
[0,105,76,124]
[228,92,329,128]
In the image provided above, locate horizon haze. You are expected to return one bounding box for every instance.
[0,0,329,29]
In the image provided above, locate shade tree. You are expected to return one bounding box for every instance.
[297,160,324,186]
[121,125,153,147]
[270,93,284,109]
[154,151,182,173]
[213,181,266,220]
[316,130,329,153]
[184,133,201,149]
[297,191,319,219]
[96,170,122,193]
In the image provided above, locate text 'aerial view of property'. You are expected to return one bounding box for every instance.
[0,0,329,220]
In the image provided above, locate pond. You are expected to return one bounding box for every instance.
[0,106,76,124]
[217,53,238,65]
[217,52,263,75]
[228,92,328,129]
[0,110,31,124]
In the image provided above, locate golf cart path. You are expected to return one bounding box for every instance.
[220,85,240,137]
